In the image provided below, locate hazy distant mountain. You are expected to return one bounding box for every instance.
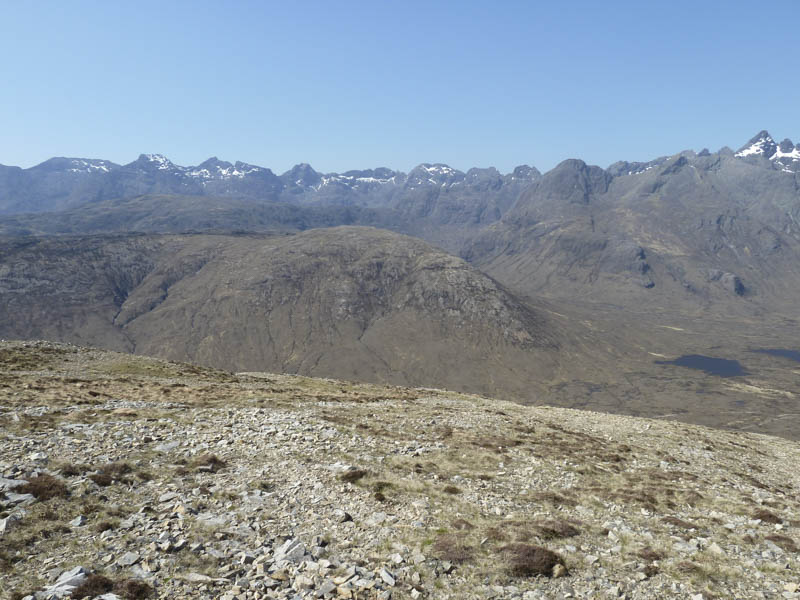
[0,153,540,218]
[3,130,798,309]
[466,131,800,313]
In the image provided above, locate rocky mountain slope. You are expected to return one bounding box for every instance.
[3,132,800,442]
[0,155,542,215]
[1,341,799,600]
[0,227,573,401]
[465,134,800,315]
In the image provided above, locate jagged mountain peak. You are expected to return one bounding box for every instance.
[509,164,541,180]
[406,163,465,188]
[282,163,321,188]
[735,130,777,158]
[132,153,179,171]
[734,130,800,172]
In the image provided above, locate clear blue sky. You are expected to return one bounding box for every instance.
[1,0,796,174]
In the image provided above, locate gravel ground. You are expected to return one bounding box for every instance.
[1,340,799,600]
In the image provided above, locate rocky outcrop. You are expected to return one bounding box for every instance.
[0,228,564,399]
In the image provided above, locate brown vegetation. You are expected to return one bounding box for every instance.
[753,509,782,524]
[18,474,69,501]
[501,544,565,578]
[533,519,580,539]
[339,468,368,483]
[72,574,114,598]
[432,534,474,564]
[190,453,226,473]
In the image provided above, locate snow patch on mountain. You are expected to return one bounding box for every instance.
[187,163,264,180]
[68,159,113,173]
[144,154,175,170]
[736,139,773,157]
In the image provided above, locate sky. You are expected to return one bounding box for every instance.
[1,0,797,174]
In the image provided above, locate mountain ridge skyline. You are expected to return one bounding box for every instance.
[2,129,797,180]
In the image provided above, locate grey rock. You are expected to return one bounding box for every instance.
[69,515,87,527]
[274,538,306,563]
[117,551,141,566]
[0,477,27,492]
[333,508,353,523]
[3,492,35,506]
[46,566,88,595]
[378,567,396,586]
[154,441,180,452]
[0,514,21,536]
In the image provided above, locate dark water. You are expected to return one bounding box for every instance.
[655,354,747,377]
[751,348,800,363]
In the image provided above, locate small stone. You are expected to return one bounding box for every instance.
[155,441,180,452]
[182,572,216,583]
[378,567,396,587]
[552,564,568,578]
[274,537,306,563]
[0,514,21,536]
[117,551,140,567]
[316,580,336,597]
[708,542,724,556]
[294,575,314,590]
[69,515,87,527]
[159,492,179,503]
[4,492,35,506]
[333,567,356,585]
[367,512,387,526]
[47,566,88,594]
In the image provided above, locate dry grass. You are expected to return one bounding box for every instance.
[18,474,69,501]
[637,546,665,562]
[57,462,85,477]
[72,574,114,598]
[112,579,154,599]
[432,534,474,564]
[451,518,474,531]
[190,454,226,473]
[532,519,580,539]
[529,491,576,508]
[339,468,368,483]
[752,508,782,524]
[89,461,134,487]
[662,516,701,530]
[501,544,565,578]
[765,534,797,552]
